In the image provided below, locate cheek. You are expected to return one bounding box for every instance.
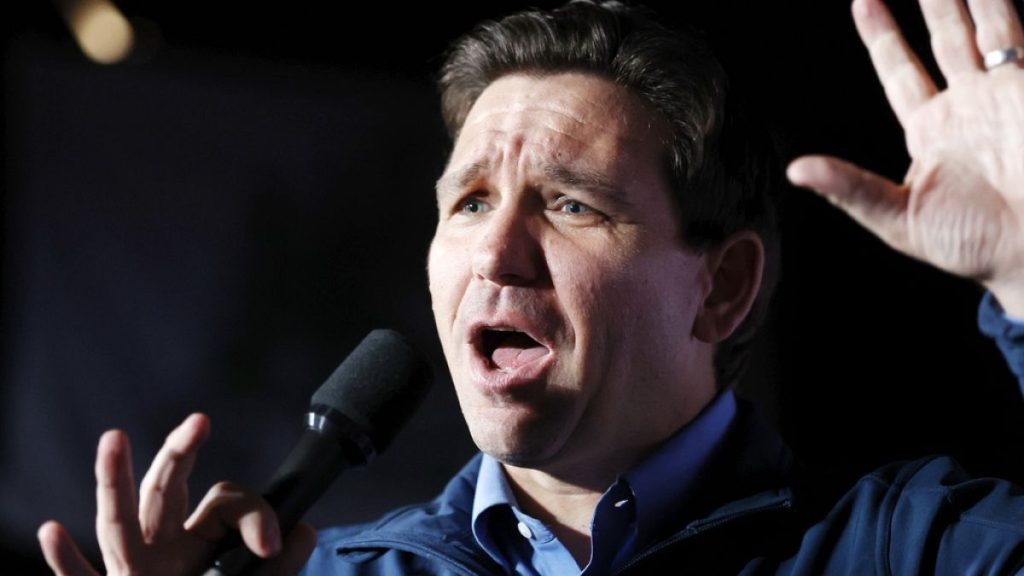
[568,248,705,350]
[624,252,707,363]
[550,246,635,350]
[427,235,470,330]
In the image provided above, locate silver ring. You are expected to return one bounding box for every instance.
[984,46,1024,70]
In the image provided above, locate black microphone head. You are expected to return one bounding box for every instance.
[311,329,433,455]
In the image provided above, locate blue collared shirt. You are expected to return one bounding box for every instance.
[471,390,738,576]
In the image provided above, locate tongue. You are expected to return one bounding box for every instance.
[491,333,548,370]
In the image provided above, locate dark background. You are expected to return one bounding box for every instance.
[3,1,1023,573]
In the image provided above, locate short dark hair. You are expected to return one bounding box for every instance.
[439,0,782,389]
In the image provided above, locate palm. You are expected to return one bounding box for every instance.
[902,73,1024,281]
[789,0,1024,315]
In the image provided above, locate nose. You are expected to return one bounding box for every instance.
[472,206,543,286]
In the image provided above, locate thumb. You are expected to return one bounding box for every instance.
[787,155,909,249]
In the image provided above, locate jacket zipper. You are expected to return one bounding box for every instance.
[613,496,793,574]
[336,536,501,576]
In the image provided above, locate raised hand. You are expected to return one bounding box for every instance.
[788,0,1024,316]
[37,414,317,576]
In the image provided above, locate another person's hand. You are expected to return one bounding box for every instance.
[788,0,1024,316]
[37,414,317,575]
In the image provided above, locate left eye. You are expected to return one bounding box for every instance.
[560,200,590,214]
[553,196,593,215]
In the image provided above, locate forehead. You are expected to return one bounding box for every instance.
[462,72,656,135]
[443,72,668,190]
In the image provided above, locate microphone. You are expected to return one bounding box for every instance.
[203,329,433,575]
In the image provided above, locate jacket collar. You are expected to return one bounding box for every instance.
[331,398,797,574]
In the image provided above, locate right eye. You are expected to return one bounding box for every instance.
[457,196,488,215]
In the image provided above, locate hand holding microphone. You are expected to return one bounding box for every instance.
[38,330,433,576]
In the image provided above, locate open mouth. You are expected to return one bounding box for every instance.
[479,329,550,371]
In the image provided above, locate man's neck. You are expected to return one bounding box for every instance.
[498,439,662,567]
[494,385,723,567]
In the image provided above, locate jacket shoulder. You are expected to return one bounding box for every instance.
[789,455,1024,574]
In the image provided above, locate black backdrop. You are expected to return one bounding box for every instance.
[3,1,1023,573]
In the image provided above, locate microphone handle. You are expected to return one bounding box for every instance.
[202,428,357,576]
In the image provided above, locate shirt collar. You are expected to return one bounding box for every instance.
[624,389,737,547]
[471,450,522,570]
[473,449,520,519]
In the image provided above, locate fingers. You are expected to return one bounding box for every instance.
[37,521,100,576]
[921,0,1024,78]
[94,429,146,572]
[138,413,211,542]
[967,0,1024,63]
[856,0,1024,119]
[186,482,283,559]
[253,522,318,576]
[787,155,910,249]
[920,0,983,77]
[853,0,938,126]
[185,485,314,575]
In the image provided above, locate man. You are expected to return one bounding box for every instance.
[37,0,1024,574]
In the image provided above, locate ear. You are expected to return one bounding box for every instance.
[692,231,765,344]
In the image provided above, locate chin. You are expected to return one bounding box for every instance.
[469,413,570,468]
[456,370,583,468]
[482,444,559,468]
[485,451,564,471]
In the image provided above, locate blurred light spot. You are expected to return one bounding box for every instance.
[62,0,135,64]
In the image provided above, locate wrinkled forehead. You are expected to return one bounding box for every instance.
[462,72,655,134]
[448,72,669,178]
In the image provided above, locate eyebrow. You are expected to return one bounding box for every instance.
[542,164,619,199]
[435,161,487,200]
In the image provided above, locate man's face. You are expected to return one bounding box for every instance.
[428,73,717,476]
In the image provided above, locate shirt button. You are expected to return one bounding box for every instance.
[517,521,533,540]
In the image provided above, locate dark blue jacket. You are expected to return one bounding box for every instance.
[302,296,1024,574]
